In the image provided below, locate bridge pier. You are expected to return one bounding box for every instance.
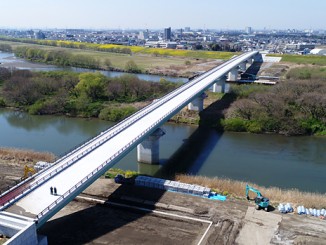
[212,76,226,93]
[187,93,207,111]
[239,62,247,72]
[253,53,263,62]
[246,58,253,69]
[227,68,238,82]
[137,128,165,164]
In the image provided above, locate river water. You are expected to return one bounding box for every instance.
[0,109,325,193]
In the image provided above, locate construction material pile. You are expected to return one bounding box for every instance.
[135,175,211,196]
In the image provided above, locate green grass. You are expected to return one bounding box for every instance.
[286,66,326,80]
[104,168,138,179]
[268,54,326,66]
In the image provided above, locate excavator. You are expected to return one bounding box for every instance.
[246,184,270,211]
[23,165,36,179]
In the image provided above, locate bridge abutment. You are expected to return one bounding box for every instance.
[137,128,165,164]
[187,93,206,111]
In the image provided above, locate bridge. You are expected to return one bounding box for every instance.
[0,51,259,244]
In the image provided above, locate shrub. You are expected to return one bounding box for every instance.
[125,60,141,73]
[246,121,263,133]
[0,98,5,107]
[99,106,137,122]
[222,118,247,132]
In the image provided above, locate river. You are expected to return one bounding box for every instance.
[0,109,325,194]
[0,51,188,83]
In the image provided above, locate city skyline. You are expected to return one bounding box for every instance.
[1,0,325,30]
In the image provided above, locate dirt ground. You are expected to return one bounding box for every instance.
[1,160,326,244]
[35,179,326,245]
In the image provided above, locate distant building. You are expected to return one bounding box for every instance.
[310,48,326,55]
[184,27,191,32]
[138,30,149,40]
[144,41,177,49]
[164,27,171,41]
[286,43,315,51]
[245,27,252,34]
[34,31,46,39]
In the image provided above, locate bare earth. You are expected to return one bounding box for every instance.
[1,159,326,244]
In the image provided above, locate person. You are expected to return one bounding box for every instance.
[50,186,53,195]
[53,187,57,195]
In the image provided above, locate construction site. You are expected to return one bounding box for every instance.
[1,156,326,245]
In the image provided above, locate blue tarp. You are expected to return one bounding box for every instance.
[208,194,227,201]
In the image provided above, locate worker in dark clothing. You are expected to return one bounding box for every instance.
[50,186,53,195]
[53,187,57,195]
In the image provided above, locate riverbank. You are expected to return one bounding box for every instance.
[0,148,55,192]
[1,147,325,209]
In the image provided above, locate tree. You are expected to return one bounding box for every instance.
[75,73,107,101]
[125,60,141,73]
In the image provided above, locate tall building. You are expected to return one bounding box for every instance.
[164,27,171,41]
[184,27,191,32]
[245,26,252,34]
[138,30,149,40]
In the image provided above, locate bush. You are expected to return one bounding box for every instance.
[300,118,326,135]
[246,121,263,133]
[99,106,137,122]
[222,118,247,132]
[0,98,5,107]
[124,60,141,73]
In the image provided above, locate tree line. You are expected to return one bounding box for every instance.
[0,69,182,120]
[222,67,326,135]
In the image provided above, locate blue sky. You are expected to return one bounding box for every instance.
[1,0,325,30]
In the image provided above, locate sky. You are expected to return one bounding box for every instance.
[0,0,325,30]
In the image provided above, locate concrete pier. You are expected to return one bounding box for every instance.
[253,53,263,62]
[187,93,207,111]
[246,58,253,69]
[227,68,238,82]
[239,62,247,72]
[137,128,165,164]
[212,76,226,93]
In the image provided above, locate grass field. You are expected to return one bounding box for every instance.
[0,40,236,72]
[268,54,326,66]
[0,40,192,71]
